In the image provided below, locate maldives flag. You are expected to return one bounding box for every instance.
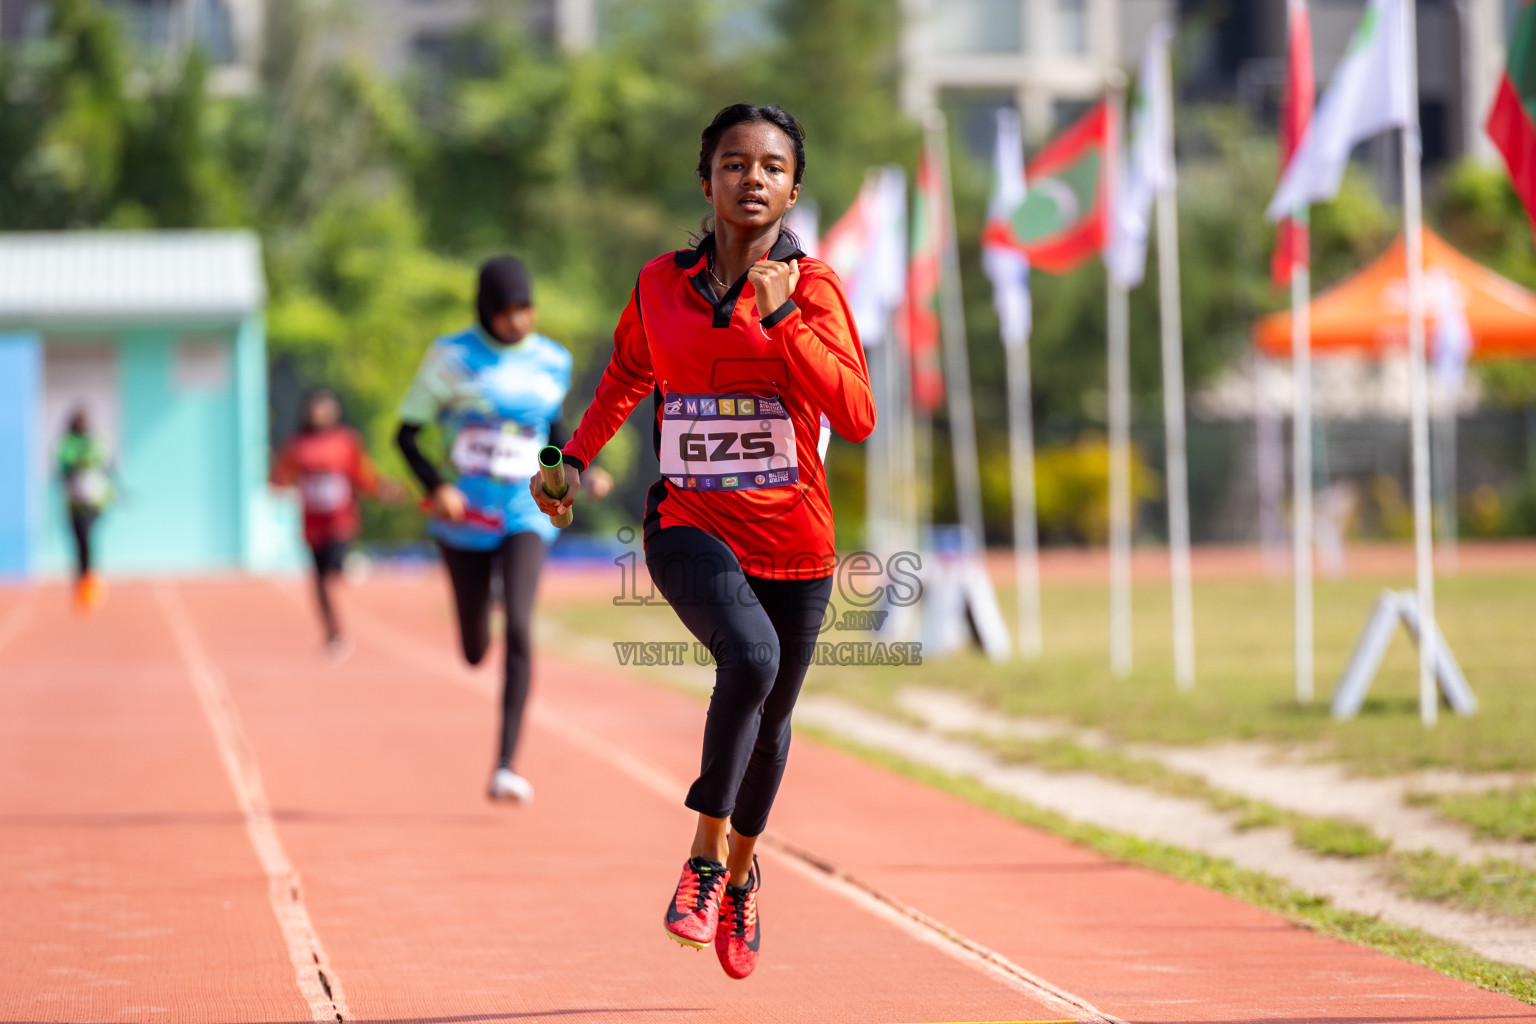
[1272,0,1314,287]
[980,103,1109,274]
[905,140,946,413]
[1488,0,1536,245]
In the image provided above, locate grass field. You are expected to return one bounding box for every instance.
[537,559,1536,990]
[1418,786,1536,841]
[544,568,1536,776]
[811,733,1536,1006]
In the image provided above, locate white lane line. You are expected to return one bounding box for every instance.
[534,705,1124,1024]
[156,585,349,1023]
[0,601,34,656]
[346,602,1122,1024]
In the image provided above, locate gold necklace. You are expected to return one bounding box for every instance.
[708,254,730,291]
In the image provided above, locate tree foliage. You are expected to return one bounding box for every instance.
[4,0,1525,544]
[0,0,242,227]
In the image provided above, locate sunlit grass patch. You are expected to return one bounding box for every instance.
[1291,816,1392,858]
[805,730,1536,1006]
[542,570,1536,775]
[1387,849,1536,924]
[1417,786,1536,843]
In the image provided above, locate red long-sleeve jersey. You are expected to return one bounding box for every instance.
[564,232,875,580]
[273,426,379,548]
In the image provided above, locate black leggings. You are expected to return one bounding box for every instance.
[645,526,833,838]
[309,541,347,642]
[69,508,96,582]
[438,533,546,769]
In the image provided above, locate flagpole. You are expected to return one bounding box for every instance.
[1399,0,1437,727]
[882,169,911,570]
[888,268,921,641]
[916,404,933,553]
[1291,221,1314,704]
[892,211,922,602]
[899,313,922,583]
[1152,40,1194,690]
[1106,70,1133,680]
[928,112,990,571]
[869,319,894,552]
[989,106,1042,659]
[1005,334,1043,658]
[1441,397,1458,570]
[1279,0,1315,706]
[1156,185,1193,689]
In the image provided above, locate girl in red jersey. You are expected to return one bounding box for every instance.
[531,103,874,979]
[273,389,391,657]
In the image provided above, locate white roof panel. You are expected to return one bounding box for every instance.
[0,231,265,320]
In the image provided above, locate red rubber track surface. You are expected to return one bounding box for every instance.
[1,573,1531,1024]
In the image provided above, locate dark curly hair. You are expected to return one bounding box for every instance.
[696,103,806,187]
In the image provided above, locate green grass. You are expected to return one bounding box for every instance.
[543,570,1536,776]
[1291,816,1393,858]
[1417,786,1536,843]
[543,574,1536,950]
[983,732,1393,858]
[800,726,1536,1006]
[971,724,1536,926]
[988,733,1291,829]
[1387,849,1536,924]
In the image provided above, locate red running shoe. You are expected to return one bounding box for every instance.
[664,856,729,948]
[715,856,761,979]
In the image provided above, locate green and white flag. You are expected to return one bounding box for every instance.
[1266,0,1412,221]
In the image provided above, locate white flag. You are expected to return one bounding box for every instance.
[784,199,820,260]
[1266,0,1412,221]
[822,167,907,347]
[1106,23,1176,290]
[982,107,1032,348]
[1430,269,1471,396]
[785,200,831,457]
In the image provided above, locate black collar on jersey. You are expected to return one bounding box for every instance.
[675,230,805,328]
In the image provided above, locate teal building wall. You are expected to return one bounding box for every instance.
[0,333,41,578]
[18,321,301,578]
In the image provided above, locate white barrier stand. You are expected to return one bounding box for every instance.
[919,527,1011,663]
[1330,589,1477,720]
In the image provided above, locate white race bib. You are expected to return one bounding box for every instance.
[451,423,541,482]
[67,468,109,506]
[658,392,798,491]
[300,471,351,513]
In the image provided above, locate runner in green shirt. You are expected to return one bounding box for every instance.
[57,409,114,613]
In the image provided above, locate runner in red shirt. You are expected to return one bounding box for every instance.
[273,389,385,657]
[532,103,874,979]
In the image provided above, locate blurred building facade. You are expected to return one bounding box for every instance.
[900,0,1173,144]
[338,0,582,76]
[0,232,302,578]
[0,0,1512,153]
[0,0,266,93]
[0,0,588,89]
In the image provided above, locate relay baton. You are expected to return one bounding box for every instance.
[538,446,574,529]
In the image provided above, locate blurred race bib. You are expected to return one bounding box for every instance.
[67,468,109,507]
[451,422,540,482]
[300,471,351,514]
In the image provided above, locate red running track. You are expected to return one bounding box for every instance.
[0,574,1530,1024]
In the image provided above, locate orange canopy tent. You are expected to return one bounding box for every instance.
[1254,229,1536,360]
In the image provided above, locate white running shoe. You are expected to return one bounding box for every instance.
[488,767,534,804]
[325,635,353,663]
